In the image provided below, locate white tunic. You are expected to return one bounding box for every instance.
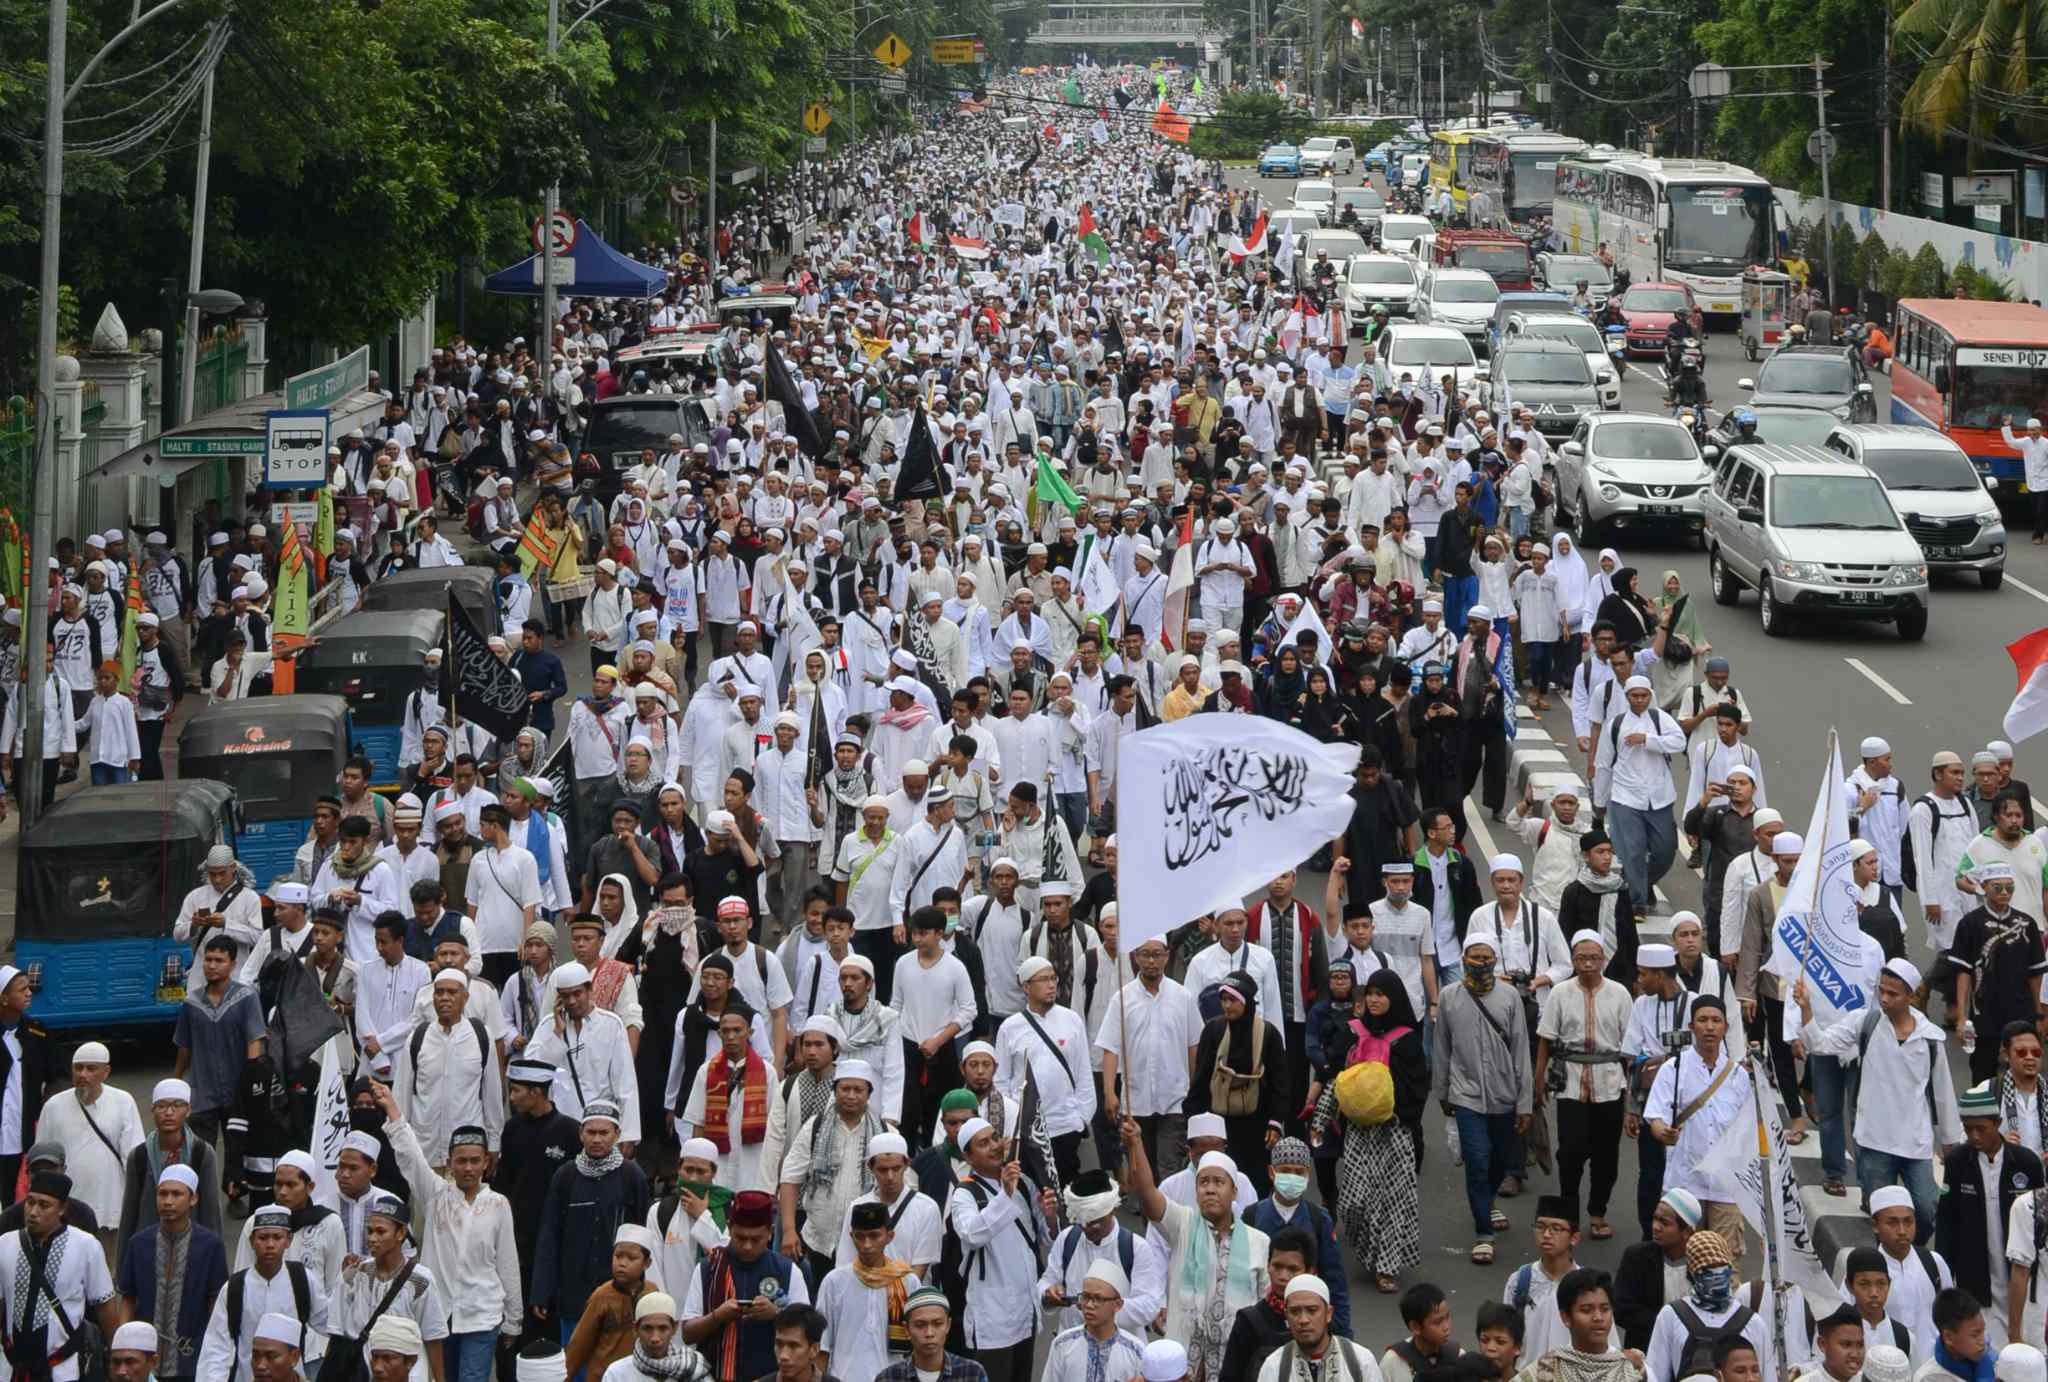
[38,1086,143,1224]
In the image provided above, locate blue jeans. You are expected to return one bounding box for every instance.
[1055,791,1088,845]
[1857,1148,1939,1243]
[1809,1054,1849,1181]
[1443,574,1479,631]
[1508,507,1531,539]
[445,1331,496,1382]
[89,763,133,786]
[1605,801,1676,913]
[1454,1106,1517,1237]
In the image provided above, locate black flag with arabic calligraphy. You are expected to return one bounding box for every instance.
[445,592,532,740]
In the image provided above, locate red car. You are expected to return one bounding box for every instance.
[1615,281,1699,358]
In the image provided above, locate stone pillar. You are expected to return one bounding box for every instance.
[239,312,269,401]
[138,330,166,440]
[51,355,83,539]
[398,297,437,381]
[79,337,151,537]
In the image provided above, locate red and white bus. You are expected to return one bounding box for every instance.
[1891,298,2048,483]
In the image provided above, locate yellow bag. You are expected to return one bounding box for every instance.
[1334,1061,1395,1125]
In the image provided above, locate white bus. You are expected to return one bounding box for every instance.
[1550,155,1783,316]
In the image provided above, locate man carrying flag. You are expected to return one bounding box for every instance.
[1228,209,1269,263]
[1077,203,1109,265]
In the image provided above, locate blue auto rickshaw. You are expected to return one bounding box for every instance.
[177,694,352,887]
[16,779,239,1030]
[291,609,443,790]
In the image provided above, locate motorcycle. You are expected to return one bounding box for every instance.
[1664,345,1710,411]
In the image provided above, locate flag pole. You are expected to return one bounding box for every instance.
[1799,729,1838,982]
[1748,1051,1791,1382]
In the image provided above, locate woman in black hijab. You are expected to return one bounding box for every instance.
[1293,665,1352,743]
[1595,566,1655,647]
[1310,967,1429,1294]
[1187,968,1286,1195]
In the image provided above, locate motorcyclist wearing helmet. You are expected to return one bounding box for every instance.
[1572,279,1594,314]
[1360,302,1391,345]
[1726,407,1765,448]
[1669,345,1710,410]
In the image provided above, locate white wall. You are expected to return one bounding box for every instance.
[1776,189,2048,303]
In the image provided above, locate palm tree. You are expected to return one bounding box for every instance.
[1895,0,2048,148]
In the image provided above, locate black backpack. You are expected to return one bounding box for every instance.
[1670,1299,1755,1381]
[224,1262,312,1382]
[1900,794,1961,892]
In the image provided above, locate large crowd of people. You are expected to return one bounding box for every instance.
[9,59,2048,1382]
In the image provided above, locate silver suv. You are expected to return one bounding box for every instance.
[1481,339,1599,438]
[1704,442,1930,640]
[1821,425,2007,589]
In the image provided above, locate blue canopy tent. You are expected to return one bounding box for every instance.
[484,220,668,298]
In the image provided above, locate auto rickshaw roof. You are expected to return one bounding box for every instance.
[21,778,237,848]
[178,694,352,758]
[297,609,445,663]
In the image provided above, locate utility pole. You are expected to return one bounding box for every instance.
[1814,53,1834,309]
[1310,0,1323,115]
[708,116,720,284]
[26,0,66,824]
[541,0,560,369]
[176,69,214,425]
[1880,11,1892,210]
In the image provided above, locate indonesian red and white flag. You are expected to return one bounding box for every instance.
[1228,210,1269,262]
[1159,510,1196,649]
[2006,626,2048,743]
[1282,292,1322,354]
[905,211,926,248]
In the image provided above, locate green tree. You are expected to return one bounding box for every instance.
[1895,0,2048,149]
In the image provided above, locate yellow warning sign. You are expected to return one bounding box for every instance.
[873,31,911,67]
[932,38,978,63]
[803,102,832,135]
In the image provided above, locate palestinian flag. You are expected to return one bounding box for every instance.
[1077,203,1109,264]
[905,211,927,248]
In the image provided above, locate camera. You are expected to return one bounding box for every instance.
[1661,1027,1694,1054]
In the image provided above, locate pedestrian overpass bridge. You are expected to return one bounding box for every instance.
[1018,3,1218,48]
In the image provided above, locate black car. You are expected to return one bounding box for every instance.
[578,395,713,500]
[1737,343,1876,422]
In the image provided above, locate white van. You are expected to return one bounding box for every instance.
[1400,153,1429,189]
[1300,136,1357,175]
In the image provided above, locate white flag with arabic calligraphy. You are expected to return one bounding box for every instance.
[1115,716,1359,946]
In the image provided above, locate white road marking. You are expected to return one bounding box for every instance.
[2005,573,2048,607]
[1844,657,1913,705]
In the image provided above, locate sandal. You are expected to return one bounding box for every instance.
[1785,1122,1810,1146]
[1824,1180,1847,1197]
[1471,1240,1495,1264]
[1589,1218,1613,1240]
[1376,1274,1400,1294]
[1497,1176,1522,1199]
[1490,1208,1510,1231]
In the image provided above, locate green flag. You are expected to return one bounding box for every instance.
[1034,453,1085,515]
[1062,77,1082,104]
[1155,74,1166,97]
[1192,76,1203,96]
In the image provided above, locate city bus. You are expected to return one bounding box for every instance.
[1890,297,2048,483]
[1463,130,1589,224]
[1428,129,1477,214]
[1550,155,1782,317]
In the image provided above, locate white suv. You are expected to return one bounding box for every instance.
[1821,424,2008,589]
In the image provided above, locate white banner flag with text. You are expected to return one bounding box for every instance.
[1116,716,1359,946]
[1698,1066,1838,1304]
[1767,734,1870,1022]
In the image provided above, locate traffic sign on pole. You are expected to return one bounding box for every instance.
[530,209,578,256]
[874,32,911,67]
[1806,129,1837,165]
[803,102,832,135]
[932,38,978,64]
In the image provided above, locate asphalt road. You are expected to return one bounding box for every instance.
[65,177,2038,1353]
